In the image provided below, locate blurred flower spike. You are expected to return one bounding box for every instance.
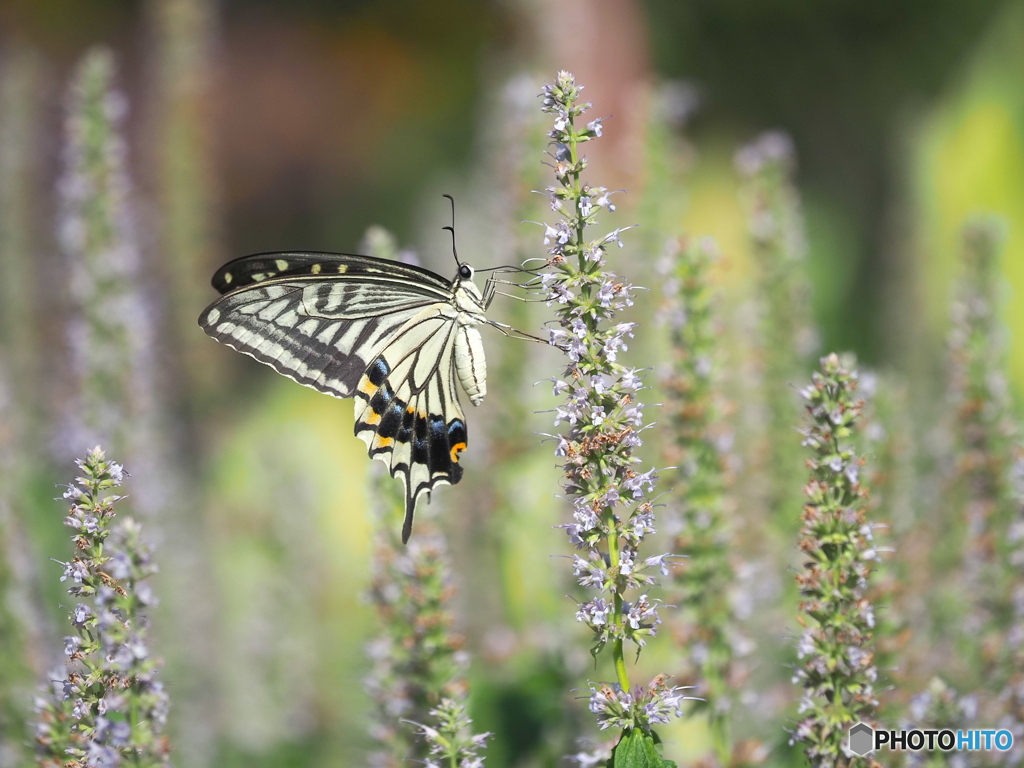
[33,448,170,768]
[792,355,881,767]
[409,698,491,768]
[538,70,685,755]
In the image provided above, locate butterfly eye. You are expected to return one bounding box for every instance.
[459,264,473,280]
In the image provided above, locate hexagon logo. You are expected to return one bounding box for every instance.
[849,722,874,756]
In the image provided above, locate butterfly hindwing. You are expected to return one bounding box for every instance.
[353,306,468,542]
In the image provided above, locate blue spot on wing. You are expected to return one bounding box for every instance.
[448,419,467,446]
[367,358,389,386]
[378,400,404,438]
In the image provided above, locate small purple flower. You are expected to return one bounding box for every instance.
[631,510,656,539]
[573,505,600,532]
[623,403,644,427]
[623,468,658,499]
[63,484,86,501]
[568,337,586,362]
[543,221,572,250]
[595,190,616,211]
[64,636,82,657]
[61,559,89,584]
[577,598,611,627]
[600,228,627,249]
[106,550,131,580]
[550,283,574,304]
[643,554,673,577]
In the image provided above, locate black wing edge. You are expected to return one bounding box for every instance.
[399,413,467,544]
[403,496,416,544]
[210,251,454,295]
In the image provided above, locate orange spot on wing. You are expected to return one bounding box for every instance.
[374,435,394,449]
[450,441,467,463]
[358,376,378,397]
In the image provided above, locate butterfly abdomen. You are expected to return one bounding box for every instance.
[454,325,487,406]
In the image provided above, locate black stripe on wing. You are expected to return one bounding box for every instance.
[211,251,454,295]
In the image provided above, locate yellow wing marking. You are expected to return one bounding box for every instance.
[358,376,378,397]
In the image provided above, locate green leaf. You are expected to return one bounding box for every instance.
[609,728,677,768]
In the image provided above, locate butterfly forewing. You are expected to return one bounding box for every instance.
[201,279,438,398]
[200,250,487,542]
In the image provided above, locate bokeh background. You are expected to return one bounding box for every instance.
[2,1,1024,766]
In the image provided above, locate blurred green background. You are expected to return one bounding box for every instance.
[1,1,1023,766]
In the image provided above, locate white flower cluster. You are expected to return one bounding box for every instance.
[587,675,697,732]
[539,71,682,733]
[540,71,671,654]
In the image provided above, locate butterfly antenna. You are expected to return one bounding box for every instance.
[442,194,461,267]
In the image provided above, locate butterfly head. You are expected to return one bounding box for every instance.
[451,262,477,290]
[452,264,490,317]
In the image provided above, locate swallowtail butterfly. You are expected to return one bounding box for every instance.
[200,240,503,543]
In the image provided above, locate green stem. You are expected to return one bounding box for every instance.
[565,97,630,695]
[708,709,730,766]
[129,596,141,766]
[605,507,630,692]
[566,113,588,278]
